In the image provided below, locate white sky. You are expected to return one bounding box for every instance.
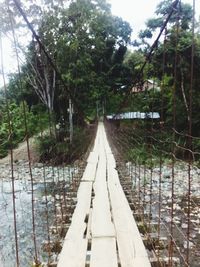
[109,0,161,39]
[109,0,200,39]
[0,0,200,87]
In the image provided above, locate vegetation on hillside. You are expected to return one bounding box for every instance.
[0,0,199,164]
[0,0,133,161]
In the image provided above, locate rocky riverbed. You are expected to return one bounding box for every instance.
[0,160,74,266]
[127,162,200,267]
[1,151,199,266]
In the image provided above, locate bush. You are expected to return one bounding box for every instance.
[37,124,95,165]
[0,101,49,158]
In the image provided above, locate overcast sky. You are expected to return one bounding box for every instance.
[109,0,199,39]
[109,0,161,39]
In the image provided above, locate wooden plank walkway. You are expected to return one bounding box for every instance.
[57,122,151,267]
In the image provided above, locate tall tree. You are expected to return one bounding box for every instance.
[20,0,133,118]
[1,0,133,120]
[136,0,200,136]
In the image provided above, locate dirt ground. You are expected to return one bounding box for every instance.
[0,137,40,165]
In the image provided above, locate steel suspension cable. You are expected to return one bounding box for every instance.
[114,0,180,118]
[42,166,51,264]
[12,0,85,122]
[168,2,180,264]
[186,0,195,265]
[0,32,20,267]
[158,30,167,259]
[8,7,39,265]
[158,33,168,253]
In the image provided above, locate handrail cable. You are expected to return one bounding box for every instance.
[113,0,179,118]
[8,6,39,265]
[12,0,85,122]
[0,32,20,267]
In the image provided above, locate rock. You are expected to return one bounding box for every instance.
[174,204,181,211]
[167,199,172,204]
[181,223,188,229]
[183,241,194,249]
[46,195,52,202]
[35,163,43,168]
[173,216,181,224]
[55,194,60,200]
[41,196,46,204]
[164,216,172,223]
[163,169,171,178]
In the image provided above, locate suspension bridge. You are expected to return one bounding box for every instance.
[0,0,199,266]
[58,122,151,267]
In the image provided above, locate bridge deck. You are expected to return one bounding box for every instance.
[57,122,151,267]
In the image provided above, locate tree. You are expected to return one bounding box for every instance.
[26,41,56,112]
[54,0,132,116]
[13,0,133,119]
[136,0,200,137]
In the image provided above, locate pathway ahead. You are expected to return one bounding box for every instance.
[58,122,151,267]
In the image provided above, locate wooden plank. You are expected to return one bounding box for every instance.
[91,193,115,237]
[92,125,102,151]
[69,181,93,227]
[82,162,97,181]
[58,207,89,267]
[58,182,92,267]
[107,153,116,168]
[58,122,151,267]
[57,236,87,267]
[102,126,112,154]
[87,152,99,164]
[91,154,115,238]
[107,165,151,267]
[90,237,118,267]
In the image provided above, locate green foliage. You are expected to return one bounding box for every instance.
[1,0,199,166]
[132,0,200,145]
[36,135,57,161]
[0,101,49,158]
[127,145,149,165]
[37,125,95,164]
[18,0,133,119]
[0,0,135,127]
[137,0,193,50]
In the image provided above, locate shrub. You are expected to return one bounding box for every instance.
[0,101,49,158]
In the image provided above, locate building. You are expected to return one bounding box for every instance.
[106,112,160,120]
[131,79,160,93]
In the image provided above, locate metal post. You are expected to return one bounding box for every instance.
[69,98,73,144]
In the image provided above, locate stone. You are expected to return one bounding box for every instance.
[164,216,172,223]
[181,223,188,229]
[183,241,194,249]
